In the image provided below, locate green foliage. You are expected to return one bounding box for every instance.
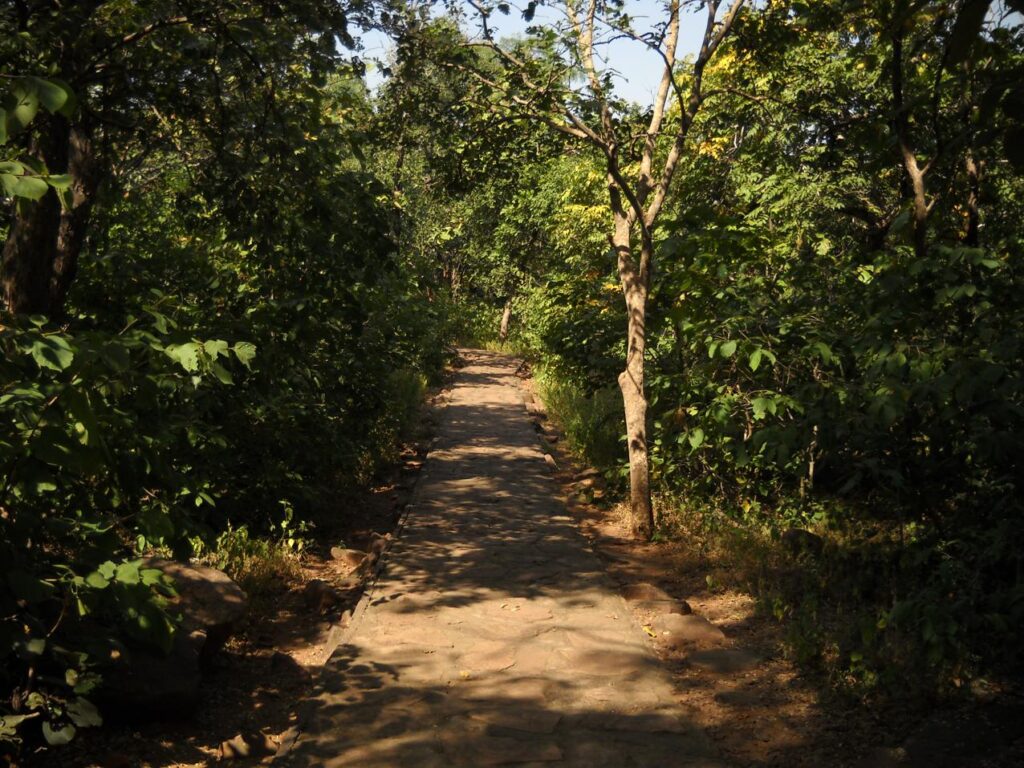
[0,3,452,752]
[0,315,241,746]
[533,366,622,472]
[191,504,308,600]
[0,76,77,208]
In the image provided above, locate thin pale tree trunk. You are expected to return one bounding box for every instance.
[611,209,654,537]
[498,299,513,342]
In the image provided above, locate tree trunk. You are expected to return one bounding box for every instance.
[1,193,60,315]
[612,211,654,538]
[2,121,98,317]
[964,150,981,247]
[51,126,99,312]
[498,299,512,342]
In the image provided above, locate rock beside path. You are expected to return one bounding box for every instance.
[330,547,366,570]
[622,582,674,602]
[97,559,248,722]
[651,613,727,648]
[142,557,249,653]
[634,598,692,615]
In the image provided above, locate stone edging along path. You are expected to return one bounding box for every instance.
[275,350,730,767]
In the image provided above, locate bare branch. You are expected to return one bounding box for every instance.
[638,0,681,202]
[643,0,747,228]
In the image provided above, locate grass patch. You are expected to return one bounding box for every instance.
[533,364,623,471]
[192,507,308,603]
[656,489,1023,702]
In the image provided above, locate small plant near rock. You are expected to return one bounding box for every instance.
[192,506,309,599]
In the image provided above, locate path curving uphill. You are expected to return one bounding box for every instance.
[277,350,726,767]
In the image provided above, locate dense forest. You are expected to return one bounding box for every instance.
[2,0,1023,757]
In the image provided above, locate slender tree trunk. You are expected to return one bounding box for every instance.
[612,210,654,538]
[964,150,981,247]
[498,298,512,342]
[51,126,99,312]
[891,28,930,260]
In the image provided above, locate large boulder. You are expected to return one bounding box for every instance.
[96,559,248,722]
[650,613,726,649]
[142,557,249,654]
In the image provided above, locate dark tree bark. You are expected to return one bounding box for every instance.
[2,120,99,317]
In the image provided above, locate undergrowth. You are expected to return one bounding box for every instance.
[531,366,1024,703]
[191,504,309,601]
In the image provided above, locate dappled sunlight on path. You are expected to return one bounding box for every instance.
[278,350,726,767]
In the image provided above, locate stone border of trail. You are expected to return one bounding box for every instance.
[273,382,451,762]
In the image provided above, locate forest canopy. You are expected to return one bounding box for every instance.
[2,0,1023,753]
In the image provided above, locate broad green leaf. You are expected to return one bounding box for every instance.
[84,570,109,590]
[114,560,140,585]
[140,568,167,587]
[67,698,102,728]
[29,334,74,371]
[6,82,40,135]
[232,341,257,369]
[27,77,74,116]
[12,175,49,200]
[42,721,76,746]
[688,428,705,449]
[720,340,737,358]
[749,348,763,372]
[211,361,233,385]
[0,173,17,198]
[752,396,775,419]
[45,174,72,191]
[203,339,229,359]
[164,342,200,373]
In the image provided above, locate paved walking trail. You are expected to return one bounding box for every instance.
[279,350,726,767]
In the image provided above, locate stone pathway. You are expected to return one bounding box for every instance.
[278,350,726,767]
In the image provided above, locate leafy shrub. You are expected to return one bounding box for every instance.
[191,504,308,599]
[0,316,251,747]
